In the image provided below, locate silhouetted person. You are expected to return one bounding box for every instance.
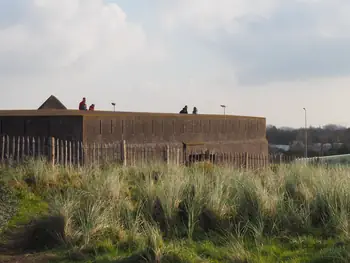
[179,105,188,114]
[79,97,87,110]
[192,107,198,114]
[89,104,95,111]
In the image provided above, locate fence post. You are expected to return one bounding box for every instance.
[49,137,55,167]
[121,140,127,166]
[69,141,72,167]
[176,148,180,166]
[1,135,4,164]
[12,137,15,161]
[166,145,170,165]
[64,140,68,167]
[16,137,20,163]
[32,137,36,159]
[6,136,9,162]
[245,152,249,169]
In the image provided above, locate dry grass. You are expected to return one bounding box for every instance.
[2,160,350,262]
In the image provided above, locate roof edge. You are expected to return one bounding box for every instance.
[0,109,266,119]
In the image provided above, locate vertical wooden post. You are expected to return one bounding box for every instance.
[12,136,15,161]
[6,136,9,162]
[176,148,180,166]
[0,135,6,165]
[32,137,36,159]
[121,140,127,166]
[182,143,187,165]
[21,137,25,161]
[26,136,30,156]
[16,137,20,163]
[69,141,72,167]
[144,146,148,166]
[166,145,170,165]
[72,141,75,165]
[76,141,80,167]
[56,139,60,165]
[64,140,68,167]
[1,135,4,163]
[141,147,144,167]
[60,140,64,166]
[49,137,55,167]
[245,152,249,170]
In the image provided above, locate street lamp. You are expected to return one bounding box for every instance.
[303,107,307,158]
[111,102,116,112]
[220,105,227,116]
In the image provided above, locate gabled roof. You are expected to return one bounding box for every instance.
[38,95,67,110]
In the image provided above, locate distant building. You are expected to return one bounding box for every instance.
[38,95,67,110]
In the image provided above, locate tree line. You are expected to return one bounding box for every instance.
[267,124,350,156]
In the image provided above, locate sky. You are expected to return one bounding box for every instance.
[0,0,350,128]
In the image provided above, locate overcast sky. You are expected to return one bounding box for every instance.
[0,0,349,128]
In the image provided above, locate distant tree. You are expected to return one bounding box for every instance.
[323,124,346,131]
[337,144,350,155]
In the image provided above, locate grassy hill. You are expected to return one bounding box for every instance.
[1,160,350,262]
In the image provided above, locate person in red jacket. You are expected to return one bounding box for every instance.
[89,104,95,111]
[79,97,87,110]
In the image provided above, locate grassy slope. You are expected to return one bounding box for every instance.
[1,160,350,262]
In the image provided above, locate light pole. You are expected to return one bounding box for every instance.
[220,105,227,116]
[303,107,307,158]
[111,102,116,112]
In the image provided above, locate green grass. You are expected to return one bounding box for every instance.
[1,160,350,262]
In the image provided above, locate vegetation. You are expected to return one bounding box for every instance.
[1,160,350,262]
[267,124,350,156]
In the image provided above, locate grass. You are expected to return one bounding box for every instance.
[1,159,350,262]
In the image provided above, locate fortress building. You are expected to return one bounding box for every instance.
[0,96,268,164]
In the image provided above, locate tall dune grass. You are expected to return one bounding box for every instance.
[2,160,350,260]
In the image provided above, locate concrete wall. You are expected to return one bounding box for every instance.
[83,113,267,155]
[0,116,83,141]
[0,112,267,156]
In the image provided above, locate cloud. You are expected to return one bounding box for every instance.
[0,0,149,75]
[163,0,350,85]
[1,0,350,128]
[162,0,279,35]
[0,0,171,111]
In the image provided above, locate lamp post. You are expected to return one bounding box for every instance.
[220,105,227,116]
[111,102,116,112]
[303,107,307,158]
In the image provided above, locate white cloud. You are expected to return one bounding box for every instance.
[162,0,279,35]
[1,0,350,128]
[0,0,171,112]
[0,0,148,74]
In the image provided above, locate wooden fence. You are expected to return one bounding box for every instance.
[0,135,296,169]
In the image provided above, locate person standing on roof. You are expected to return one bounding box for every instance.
[79,97,87,110]
[192,107,198,114]
[89,104,95,111]
[179,105,188,114]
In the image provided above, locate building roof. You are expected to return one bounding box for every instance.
[0,109,265,120]
[38,95,67,110]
